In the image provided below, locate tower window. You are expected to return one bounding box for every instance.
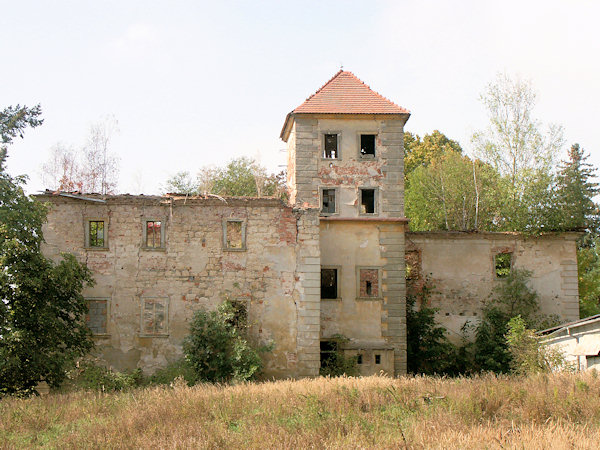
[360,134,376,157]
[359,188,377,215]
[321,188,337,215]
[323,134,338,159]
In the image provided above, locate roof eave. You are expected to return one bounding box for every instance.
[280,111,411,142]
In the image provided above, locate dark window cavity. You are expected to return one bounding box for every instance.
[320,340,338,368]
[146,221,162,248]
[360,188,376,214]
[321,268,338,299]
[89,221,105,247]
[495,252,512,278]
[360,134,376,157]
[323,134,338,159]
[357,354,363,365]
[375,354,381,365]
[322,189,336,214]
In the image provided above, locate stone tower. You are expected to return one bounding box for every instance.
[281,71,410,375]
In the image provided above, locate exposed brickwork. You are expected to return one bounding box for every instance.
[358,269,379,298]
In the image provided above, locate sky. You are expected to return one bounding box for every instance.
[2,0,599,194]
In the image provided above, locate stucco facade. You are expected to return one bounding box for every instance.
[406,232,581,343]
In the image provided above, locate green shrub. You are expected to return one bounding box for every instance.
[473,268,557,373]
[183,301,266,383]
[69,362,144,391]
[149,360,198,386]
[506,315,571,374]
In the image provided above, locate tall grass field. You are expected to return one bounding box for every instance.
[1,373,599,449]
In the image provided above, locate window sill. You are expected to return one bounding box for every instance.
[358,213,379,217]
[223,247,247,252]
[141,247,166,252]
[359,155,376,160]
[84,247,109,251]
[321,297,342,302]
[321,157,340,161]
[320,212,339,217]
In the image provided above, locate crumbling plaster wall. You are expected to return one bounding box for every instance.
[290,116,405,218]
[39,195,321,378]
[406,232,580,342]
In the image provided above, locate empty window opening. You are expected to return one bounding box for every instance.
[359,268,379,298]
[227,300,248,331]
[495,252,512,278]
[142,298,168,335]
[357,354,363,365]
[320,340,338,369]
[86,299,107,335]
[225,220,244,249]
[323,134,338,158]
[360,189,376,214]
[375,354,381,365]
[146,221,162,248]
[360,134,376,157]
[321,189,336,214]
[321,268,338,299]
[88,220,105,247]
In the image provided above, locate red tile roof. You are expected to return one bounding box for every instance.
[281,70,409,141]
[293,70,409,115]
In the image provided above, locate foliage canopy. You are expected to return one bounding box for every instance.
[1,105,95,395]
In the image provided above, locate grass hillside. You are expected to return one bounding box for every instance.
[2,373,600,449]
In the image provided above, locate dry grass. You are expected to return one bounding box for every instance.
[1,372,600,449]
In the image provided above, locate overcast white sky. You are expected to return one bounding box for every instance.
[2,0,599,194]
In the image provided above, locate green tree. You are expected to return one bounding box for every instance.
[404,130,462,178]
[164,157,286,198]
[472,74,564,231]
[472,73,564,185]
[163,171,200,194]
[0,105,95,395]
[555,144,599,231]
[405,152,502,231]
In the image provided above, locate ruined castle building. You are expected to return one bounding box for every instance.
[38,71,580,378]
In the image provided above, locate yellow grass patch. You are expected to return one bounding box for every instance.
[1,373,599,449]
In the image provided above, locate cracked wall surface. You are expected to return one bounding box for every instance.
[39,195,320,377]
